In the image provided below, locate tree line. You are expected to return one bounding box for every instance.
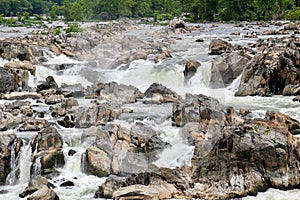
[1,0,300,21]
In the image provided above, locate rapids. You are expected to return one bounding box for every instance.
[0,21,299,199]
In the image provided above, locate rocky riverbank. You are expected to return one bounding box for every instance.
[1,19,300,199]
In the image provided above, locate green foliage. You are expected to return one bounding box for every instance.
[65,23,83,33]
[0,0,299,23]
[55,27,61,35]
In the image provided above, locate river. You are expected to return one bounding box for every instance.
[0,21,299,199]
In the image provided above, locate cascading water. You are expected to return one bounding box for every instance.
[1,22,300,200]
[5,139,20,185]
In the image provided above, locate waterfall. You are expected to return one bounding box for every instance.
[31,157,42,178]
[5,139,20,185]
[18,143,32,184]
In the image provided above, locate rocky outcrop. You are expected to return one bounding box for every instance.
[143,83,181,103]
[0,101,33,131]
[83,123,168,177]
[96,94,300,199]
[37,76,59,93]
[30,127,64,176]
[183,60,201,85]
[19,176,58,199]
[209,39,233,55]
[85,82,143,106]
[210,51,251,88]
[236,37,300,96]
[172,93,225,127]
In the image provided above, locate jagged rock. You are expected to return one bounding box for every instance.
[84,123,168,177]
[209,51,250,88]
[143,83,181,103]
[31,127,64,175]
[75,103,117,128]
[209,39,233,55]
[37,76,59,93]
[0,40,43,64]
[4,60,36,75]
[236,37,300,96]
[18,119,50,131]
[57,114,76,128]
[0,101,33,130]
[169,18,191,32]
[172,93,225,127]
[183,60,201,85]
[0,68,14,94]
[85,82,143,106]
[19,176,56,199]
[96,94,300,200]
[45,94,65,105]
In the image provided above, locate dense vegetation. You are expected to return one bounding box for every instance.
[1,0,300,21]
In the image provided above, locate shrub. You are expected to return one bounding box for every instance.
[65,23,83,33]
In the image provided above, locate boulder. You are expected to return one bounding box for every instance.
[209,39,233,55]
[209,52,250,88]
[143,83,181,103]
[19,176,57,199]
[172,93,226,127]
[84,123,167,177]
[169,18,191,32]
[0,101,33,130]
[183,60,201,85]
[31,127,64,175]
[236,37,300,96]
[37,76,59,93]
[0,67,14,94]
[18,119,50,131]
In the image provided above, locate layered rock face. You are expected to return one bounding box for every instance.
[233,37,300,96]
[97,94,300,199]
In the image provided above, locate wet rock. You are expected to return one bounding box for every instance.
[4,60,36,75]
[86,82,143,106]
[19,176,57,199]
[183,60,201,85]
[37,76,59,93]
[172,93,226,127]
[60,180,74,187]
[31,127,64,175]
[0,132,22,185]
[27,185,59,200]
[84,123,168,177]
[209,51,250,88]
[209,39,233,55]
[0,40,43,64]
[292,95,300,102]
[0,101,33,130]
[113,184,180,200]
[0,68,14,94]
[68,149,77,156]
[45,94,65,105]
[58,114,76,128]
[18,119,50,131]
[169,18,191,32]
[75,102,117,128]
[143,83,181,103]
[2,92,41,100]
[236,37,300,96]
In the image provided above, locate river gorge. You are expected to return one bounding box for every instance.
[0,19,300,199]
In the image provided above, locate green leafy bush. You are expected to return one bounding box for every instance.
[65,23,83,33]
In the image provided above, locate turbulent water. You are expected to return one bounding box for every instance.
[1,22,300,199]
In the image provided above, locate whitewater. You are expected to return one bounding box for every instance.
[0,22,300,199]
